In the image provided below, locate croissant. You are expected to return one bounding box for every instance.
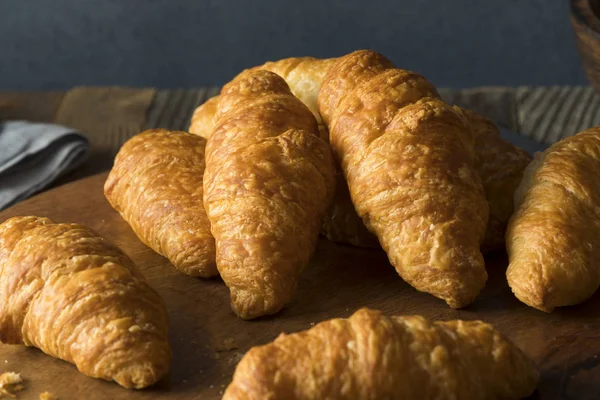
[104,129,217,277]
[323,109,532,252]
[318,50,489,308]
[188,57,367,249]
[223,308,538,400]
[189,57,528,253]
[203,70,336,319]
[189,95,220,139]
[0,216,170,389]
[507,127,600,312]
[463,109,532,253]
[190,57,337,139]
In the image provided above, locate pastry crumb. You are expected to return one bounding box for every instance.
[215,337,238,352]
[39,392,57,400]
[0,372,22,388]
[0,372,24,398]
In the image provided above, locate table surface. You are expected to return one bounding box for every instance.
[1,172,599,400]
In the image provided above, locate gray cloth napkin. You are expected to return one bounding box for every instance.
[0,121,90,210]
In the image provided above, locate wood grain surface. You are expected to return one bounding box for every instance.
[1,173,599,399]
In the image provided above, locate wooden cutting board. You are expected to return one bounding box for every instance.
[1,173,599,400]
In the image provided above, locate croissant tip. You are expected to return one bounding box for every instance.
[112,360,170,390]
[230,288,288,320]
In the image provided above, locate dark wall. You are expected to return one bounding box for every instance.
[0,0,587,90]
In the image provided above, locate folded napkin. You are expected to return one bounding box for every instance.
[0,121,90,210]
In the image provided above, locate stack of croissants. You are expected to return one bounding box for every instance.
[3,49,600,398]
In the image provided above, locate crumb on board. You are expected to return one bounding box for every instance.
[0,372,24,398]
[39,392,57,400]
[215,338,238,352]
[0,372,22,388]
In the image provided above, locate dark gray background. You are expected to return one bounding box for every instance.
[0,0,589,90]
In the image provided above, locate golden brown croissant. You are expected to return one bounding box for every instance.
[189,57,529,253]
[318,50,489,308]
[0,216,170,389]
[189,95,220,139]
[322,109,532,252]
[104,129,217,277]
[204,70,336,319]
[463,109,532,253]
[223,308,538,400]
[507,127,600,312]
[189,57,337,139]
[190,57,369,249]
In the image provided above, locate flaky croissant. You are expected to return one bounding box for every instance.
[0,216,170,389]
[189,95,220,140]
[318,50,489,308]
[189,57,529,253]
[104,129,217,277]
[203,70,336,319]
[507,127,600,312]
[322,109,532,252]
[190,57,337,139]
[188,57,367,249]
[223,308,538,400]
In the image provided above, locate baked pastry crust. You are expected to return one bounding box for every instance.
[189,95,220,139]
[507,127,600,312]
[204,70,336,319]
[223,308,538,400]
[188,58,365,248]
[0,216,170,389]
[189,57,337,139]
[105,129,217,277]
[189,57,527,253]
[322,109,533,252]
[318,50,489,308]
